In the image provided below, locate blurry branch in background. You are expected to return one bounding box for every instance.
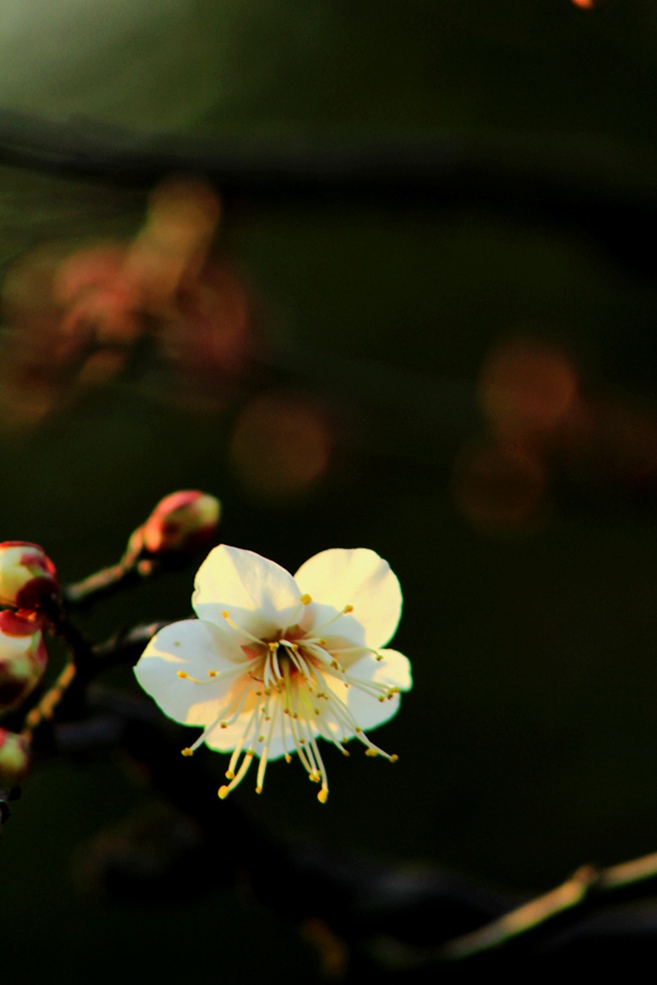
[4,115,657,515]
[0,174,252,432]
[0,107,656,278]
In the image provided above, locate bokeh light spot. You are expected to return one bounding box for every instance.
[229,392,331,501]
[452,439,546,535]
[479,337,578,442]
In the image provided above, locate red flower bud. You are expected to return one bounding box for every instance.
[0,610,48,711]
[139,491,221,556]
[0,542,59,610]
[0,728,31,787]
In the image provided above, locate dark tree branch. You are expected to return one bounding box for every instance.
[52,686,657,976]
[1,108,656,276]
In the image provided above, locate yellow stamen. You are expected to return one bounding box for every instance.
[300,594,312,605]
[221,610,265,645]
[181,747,193,757]
[344,604,354,614]
[317,787,329,804]
[218,750,255,799]
[177,671,188,679]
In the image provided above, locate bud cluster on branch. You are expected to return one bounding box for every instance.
[0,490,221,788]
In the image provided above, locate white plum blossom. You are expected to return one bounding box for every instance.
[134,544,412,802]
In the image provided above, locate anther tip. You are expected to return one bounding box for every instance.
[221,610,229,618]
[255,786,262,794]
[285,754,292,763]
[177,670,188,679]
[218,786,229,799]
[300,593,312,605]
[343,604,354,614]
[208,670,217,677]
[225,769,235,779]
[181,747,194,757]
[390,754,399,763]
[317,788,329,804]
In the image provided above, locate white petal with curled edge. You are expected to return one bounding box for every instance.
[295,548,402,648]
[192,544,301,637]
[134,619,245,724]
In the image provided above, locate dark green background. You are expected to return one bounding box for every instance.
[3,1,657,981]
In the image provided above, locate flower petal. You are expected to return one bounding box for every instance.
[205,706,292,761]
[323,647,411,732]
[323,673,402,733]
[350,648,413,692]
[193,544,302,637]
[204,688,313,762]
[295,548,402,648]
[134,619,247,725]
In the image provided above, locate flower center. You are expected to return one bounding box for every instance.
[177,603,399,802]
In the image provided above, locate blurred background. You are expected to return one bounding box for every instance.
[3,0,657,980]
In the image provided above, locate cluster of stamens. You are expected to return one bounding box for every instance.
[176,595,399,802]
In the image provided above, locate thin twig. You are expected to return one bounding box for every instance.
[64,549,193,609]
[440,865,598,960]
[63,563,138,606]
[21,661,76,742]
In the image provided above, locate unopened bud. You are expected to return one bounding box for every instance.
[0,728,31,786]
[140,491,220,555]
[0,610,48,711]
[0,542,59,610]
